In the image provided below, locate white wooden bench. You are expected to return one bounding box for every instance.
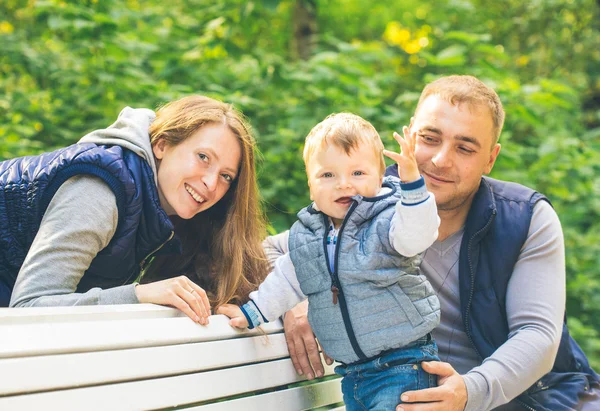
[0,305,344,410]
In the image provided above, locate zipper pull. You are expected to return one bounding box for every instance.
[331,285,339,305]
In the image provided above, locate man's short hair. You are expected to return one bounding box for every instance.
[416,75,505,145]
[303,113,386,176]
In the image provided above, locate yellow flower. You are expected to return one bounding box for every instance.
[0,21,14,34]
[384,22,411,47]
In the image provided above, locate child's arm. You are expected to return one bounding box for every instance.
[384,127,440,257]
[217,253,306,329]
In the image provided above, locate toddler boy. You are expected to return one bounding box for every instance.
[219,113,441,410]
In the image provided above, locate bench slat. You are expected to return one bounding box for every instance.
[0,358,337,410]
[0,334,291,396]
[195,379,343,411]
[0,304,184,325]
[0,314,283,358]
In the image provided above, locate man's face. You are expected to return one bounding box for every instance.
[412,95,501,212]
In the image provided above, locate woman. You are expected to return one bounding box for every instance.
[0,96,268,324]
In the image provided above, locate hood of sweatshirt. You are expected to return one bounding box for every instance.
[79,107,158,184]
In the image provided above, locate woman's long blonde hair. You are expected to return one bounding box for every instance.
[142,96,269,307]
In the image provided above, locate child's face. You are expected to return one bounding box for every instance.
[307,141,383,228]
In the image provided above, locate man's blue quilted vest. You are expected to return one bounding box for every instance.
[289,177,440,365]
[386,164,600,410]
[0,143,175,297]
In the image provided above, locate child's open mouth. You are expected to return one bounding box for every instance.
[335,196,353,205]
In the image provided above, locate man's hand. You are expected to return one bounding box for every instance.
[397,361,468,411]
[383,126,420,183]
[283,300,333,380]
[216,304,249,328]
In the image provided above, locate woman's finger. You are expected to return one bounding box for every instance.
[169,294,201,323]
[174,280,207,324]
[189,282,211,317]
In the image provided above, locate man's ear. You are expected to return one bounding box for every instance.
[484,143,501,174]
[152,138,167,160]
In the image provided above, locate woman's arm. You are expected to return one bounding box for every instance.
[9,175,135,307]
[10,175,210,323]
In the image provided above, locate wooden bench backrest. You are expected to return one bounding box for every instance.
[0,305,344,410]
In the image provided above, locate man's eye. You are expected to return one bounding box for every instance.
[459,146,475,154]
[419,135,435,143]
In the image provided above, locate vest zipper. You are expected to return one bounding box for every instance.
[323,202,367,361]
[464,210,496,361]
[516,399,536,411]
[126,230,175,285]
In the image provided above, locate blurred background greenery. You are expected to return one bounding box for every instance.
[1,0,599,366]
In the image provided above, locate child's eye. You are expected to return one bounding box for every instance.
[353,171,365,176]
[322,172,333,178]
[198,153,209,162]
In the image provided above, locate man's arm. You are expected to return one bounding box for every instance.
[262,230,290,266]
[461,200,565,410]
[398,201,565,410]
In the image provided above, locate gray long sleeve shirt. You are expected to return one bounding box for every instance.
[262,200,566,411]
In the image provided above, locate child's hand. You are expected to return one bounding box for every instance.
[216,304,249,329]
[383,126,420,183]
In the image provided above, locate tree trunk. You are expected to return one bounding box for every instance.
[291,0,317,60]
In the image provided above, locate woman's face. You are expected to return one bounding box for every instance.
[153,123,242,219]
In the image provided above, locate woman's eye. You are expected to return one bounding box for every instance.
[198,153,209,161]
[222,174,233,183]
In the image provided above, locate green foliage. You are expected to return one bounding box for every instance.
[1,0,599,366]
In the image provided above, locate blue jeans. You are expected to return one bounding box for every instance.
[334,335,439,411]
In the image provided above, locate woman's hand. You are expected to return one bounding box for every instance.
[135,276,211,324]
[383,126,420,183]
[216,304,249,328]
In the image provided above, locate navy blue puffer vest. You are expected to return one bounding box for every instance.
[0,143,175,298]
[386,165,599,410]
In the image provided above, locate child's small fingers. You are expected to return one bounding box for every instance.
[231,317,248,329]
[216,304,233,316]
[383,149,401,162]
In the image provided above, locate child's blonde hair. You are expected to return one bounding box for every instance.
[303,113,386,175]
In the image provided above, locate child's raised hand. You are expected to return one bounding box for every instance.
[383,126,420,183]
[216,303,249,329]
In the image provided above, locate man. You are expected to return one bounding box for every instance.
[264,75,599,410]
